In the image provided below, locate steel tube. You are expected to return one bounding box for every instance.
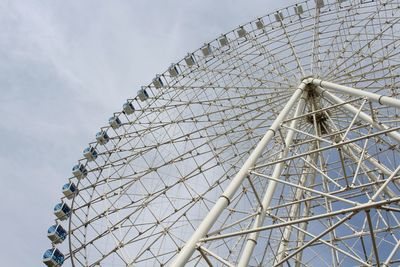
[316,86,400,143]
[201,197,400,242]
[310,78,400,109]
[275,151,316,264]
[170,82,308,266]
[237,90,308,267]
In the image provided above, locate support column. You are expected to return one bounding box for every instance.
[171,81,308,267]
[275,148,317,264]
[316,87,400,191]
[315,86,400,143]
[237,90,308,267]
[310,78,400,109]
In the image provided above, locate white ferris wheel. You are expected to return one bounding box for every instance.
[43,0,400,266]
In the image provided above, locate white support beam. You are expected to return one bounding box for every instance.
[341,144,397,200]
[270,209,368,266]
[383,238,400,266]
[274,212,360,267]
[309,78,400,109]
[371,165,400,201]
[365,210,381,267]
[198,249,215,267]
[322,110,398,199]
[275,150,317,263]
[170,82,308,267]
[315,85,400,143]
[316,87,400,191]
[250,171,358,206]
[254,125,400,169]
[237,90,308,267]
[200,197,400,242]
[198,247,235,267]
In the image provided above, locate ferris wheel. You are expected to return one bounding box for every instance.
[43,0,400,266]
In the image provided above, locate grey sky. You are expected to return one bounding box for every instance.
[0,1,298,266]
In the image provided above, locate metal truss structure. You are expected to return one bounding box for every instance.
[44,0,400,266]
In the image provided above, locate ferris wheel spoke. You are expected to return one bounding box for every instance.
[271,210,368,267]
[323,8,400,79]
[324,110,400,197]
[327,39,400,85]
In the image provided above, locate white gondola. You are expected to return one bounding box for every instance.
[72,163,87,179]
[237,26,247,38]
[294,4,304,15]
[109,116,122,129]
[83,146,98,161]
[168,65,179,77]
[62,182,77,199]
[138,88,149,101]
[47,224,67,244]
[43,248,64,267]
[255,19,264,30]
[95,130,109,145]
[53,202,71,221]
[153,75,164,89]
[123,101,135,115]
[275,11,284,22]
[201,43,212,56]
[184,53,195,67]
[219,35,228,47]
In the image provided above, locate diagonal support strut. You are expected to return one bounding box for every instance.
[170,82,308,266]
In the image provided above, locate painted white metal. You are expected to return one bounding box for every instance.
[275,149,317,263]
[316,87,400,191]
[310,78,400,109]
[198,247,235,267]
[321,101,399,198]
[238,90,307,267]
[274,212,359,267]
[383,239,400,266]
[371,165,400,201]
[200,197,400,242]
[315,86,400,143]
[171,82,308,267]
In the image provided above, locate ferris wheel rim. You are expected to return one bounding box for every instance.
[42,0,400,266]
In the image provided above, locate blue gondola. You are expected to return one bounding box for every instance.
[96,130,109,145]
[47,224,67,244]
[83,146,98,161]
[72,163,87,179]
[62,182,77,199]
[109,116,121,129]
[43,248,64,267]
[138,88,149,101]
[123,101,135,115]
[54,202,71,221]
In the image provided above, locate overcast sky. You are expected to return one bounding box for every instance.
[0,1,299,266]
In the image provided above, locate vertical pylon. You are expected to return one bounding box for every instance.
[237,89,308,267]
